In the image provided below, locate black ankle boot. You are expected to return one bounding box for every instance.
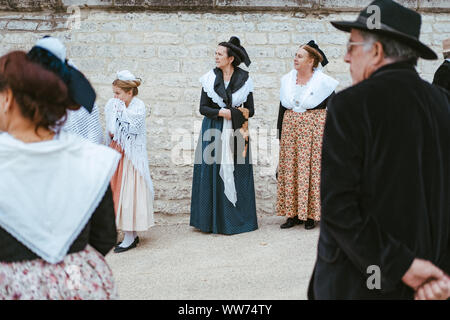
[305,218,315,230]
[281,217,302,229]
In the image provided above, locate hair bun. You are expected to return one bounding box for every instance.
[229,36,241,47]
[133,78,141,87]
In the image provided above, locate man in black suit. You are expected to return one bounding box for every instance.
[432,38,450,91]
[308,0,450,300]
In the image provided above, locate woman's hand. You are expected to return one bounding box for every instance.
[219,108,232,120]
[109,132,114,139]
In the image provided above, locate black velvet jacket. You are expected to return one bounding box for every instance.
[200,67,254,129]
[309,62,450,299]
[432,60,450,92]
[0,186,117,263]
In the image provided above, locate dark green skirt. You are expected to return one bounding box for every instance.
[190,117,258,235]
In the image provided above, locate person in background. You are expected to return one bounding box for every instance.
[105,70,155,253]
[0,37,120,299]
[190,36,258,235]
[432,38,450,91]
[308,0,450,300]
[276,40,338,230]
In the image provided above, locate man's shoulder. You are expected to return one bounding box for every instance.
[328,81,371,114]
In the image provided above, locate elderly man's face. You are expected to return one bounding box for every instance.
[344,29,375,85]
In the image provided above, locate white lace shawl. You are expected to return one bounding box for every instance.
[280,69,339,113]
[199,69,254,207]
[199,69,254,108]
[104,97,154,198]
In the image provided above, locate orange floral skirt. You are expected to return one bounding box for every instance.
[276,109,327,221]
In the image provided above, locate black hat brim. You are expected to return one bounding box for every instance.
[68,66,96,113]
[331,20,437,60]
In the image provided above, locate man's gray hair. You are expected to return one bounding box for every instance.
[360,30,420,65]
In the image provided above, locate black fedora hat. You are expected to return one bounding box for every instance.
[331,0,437,60]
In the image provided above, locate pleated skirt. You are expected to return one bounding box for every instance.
[110,141,154,232]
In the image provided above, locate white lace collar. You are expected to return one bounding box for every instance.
[200,69,254,108]
[280,69,339,113]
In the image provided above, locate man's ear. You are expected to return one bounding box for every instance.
[373,41,385,64]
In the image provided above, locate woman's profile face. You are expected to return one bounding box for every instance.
[215,45,234,69]
[113,85,132,104]
[294,47,314,72]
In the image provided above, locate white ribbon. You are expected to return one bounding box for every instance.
[220,118,237,207]
[200,70,254,206]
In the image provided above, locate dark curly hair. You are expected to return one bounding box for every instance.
[0,51,79,132]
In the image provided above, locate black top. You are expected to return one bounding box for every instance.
[309,61,450,299]
[199,67,255,164]
[0,186,117,263]
[276,92,335,139]
[432,60,450,92]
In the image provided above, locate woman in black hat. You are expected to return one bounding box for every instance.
[0,37,120,299]
[276,41,338,230]
[190,36,258,235]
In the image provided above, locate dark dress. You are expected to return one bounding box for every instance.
[432,60,450,92]
[190,67,258,235]
[308,62,450,299]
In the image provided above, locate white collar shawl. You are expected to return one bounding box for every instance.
[199,69,254,108]
[0,131,120,263]
[280,69,339,113]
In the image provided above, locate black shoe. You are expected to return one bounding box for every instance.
[116,236,139,248]
[114,237,139,253]
[280,217,302,229]
[305,219,315,230]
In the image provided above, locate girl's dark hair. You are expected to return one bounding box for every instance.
[219,36,243,67]
[0,51,78,132]
[224,47,241,67]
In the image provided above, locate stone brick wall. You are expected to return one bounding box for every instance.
[0,1,448,220]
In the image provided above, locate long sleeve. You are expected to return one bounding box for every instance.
[243,92,254,118]
[320,95,416,292]
[230,92,254,131]
[432,63,450,91]
[88,186,117,256]
[277,103,287,139]
[199,89,220,120]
